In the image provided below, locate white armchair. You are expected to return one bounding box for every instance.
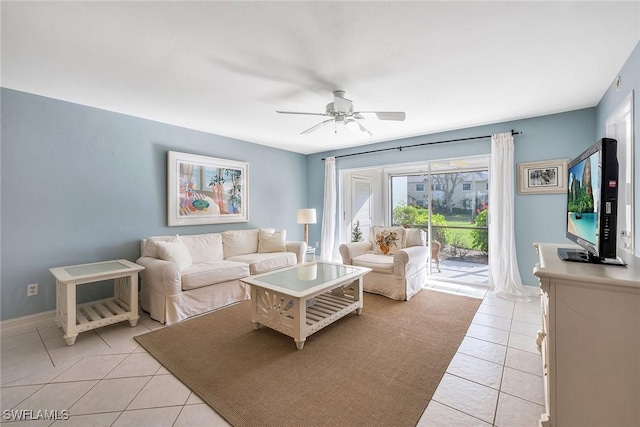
[339,227,430,301]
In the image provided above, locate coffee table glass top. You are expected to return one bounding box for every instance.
[249,262,362,292]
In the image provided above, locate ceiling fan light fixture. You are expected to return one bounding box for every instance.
[276,90,405,136]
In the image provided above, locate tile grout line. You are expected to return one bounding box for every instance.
[491,299,517,426]
[429,398,494,426]
[36,325,57,371]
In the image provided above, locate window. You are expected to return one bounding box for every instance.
[415,184,424,192]
[462,183,471,191]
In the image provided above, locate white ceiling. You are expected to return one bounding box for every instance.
[2,1,639,155]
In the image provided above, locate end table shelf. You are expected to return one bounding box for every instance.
[49,259,144,345]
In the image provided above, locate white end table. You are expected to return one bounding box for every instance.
[49,259,144,345]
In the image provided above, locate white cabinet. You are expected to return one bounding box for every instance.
[533,243,640,427]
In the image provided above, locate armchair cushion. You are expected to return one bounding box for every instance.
[351,253,394,274]
[404,228,427,247]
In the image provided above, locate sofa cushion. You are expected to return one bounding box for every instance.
[371,226,405,255]
[181,260,250,291]
[180,233,224,263]
[258,228,287,253]
[154,236,193,271]
[352,253,394,274]
[226,252,297,275]
[222,229,263,258]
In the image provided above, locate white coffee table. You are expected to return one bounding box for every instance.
[50,259,144,345]
[241,262,371,349]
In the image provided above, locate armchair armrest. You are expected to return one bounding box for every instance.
[136,256,182,295]
[339,241,373,265]
[393,246,430,278]
[286,241,307,264]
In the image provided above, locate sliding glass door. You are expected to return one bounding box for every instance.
[389,156,490,286]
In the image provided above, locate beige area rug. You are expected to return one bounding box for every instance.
[135,290,481,427]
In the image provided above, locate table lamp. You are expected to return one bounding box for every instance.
[296,208,317,245]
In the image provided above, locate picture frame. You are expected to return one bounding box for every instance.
[517,159,568,195]
[168,151,249,226]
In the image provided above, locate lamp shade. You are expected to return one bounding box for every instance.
[297,208,317,224]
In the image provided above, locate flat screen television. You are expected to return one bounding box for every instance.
[559,137,625,265]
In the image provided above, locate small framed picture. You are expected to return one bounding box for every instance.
[517,159,568,194]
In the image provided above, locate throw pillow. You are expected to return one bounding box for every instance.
[154,235,193,271]
[258,228,287,253]
[372,226,404,255]
[404,227,427,248]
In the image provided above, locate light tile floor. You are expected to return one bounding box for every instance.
[1,285,543,426]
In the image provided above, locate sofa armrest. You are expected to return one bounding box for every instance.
[339,241,373,265]
[286,241,307,264]
[393,246,430,278]
[136,256,182,295]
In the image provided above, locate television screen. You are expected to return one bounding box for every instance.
[567,151,600,246]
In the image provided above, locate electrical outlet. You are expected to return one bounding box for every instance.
[27,283,38,297]
[315,241,320,248]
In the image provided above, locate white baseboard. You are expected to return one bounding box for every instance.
[0,310,56,336]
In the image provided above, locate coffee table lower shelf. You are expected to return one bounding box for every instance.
[251,287,362,350]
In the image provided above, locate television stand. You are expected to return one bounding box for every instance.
[557,247,626,266]
[534,243,640,427]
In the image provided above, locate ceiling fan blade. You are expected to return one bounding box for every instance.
[301,119,334,135]
[276,111,327,116]
[355,111,406,121]
[345,119,373,139]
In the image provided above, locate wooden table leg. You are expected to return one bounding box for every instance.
[293,297,306,350]
[63,283,77,346]
[128,274,139,327]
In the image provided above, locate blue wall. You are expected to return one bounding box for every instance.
[596,41,640,255]
[307,108,597,286]
[1,89,307,320]
[3,43,638,320]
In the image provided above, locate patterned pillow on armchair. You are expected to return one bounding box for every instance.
[371,226,405,255]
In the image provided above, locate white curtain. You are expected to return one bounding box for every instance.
[488,133,533,301]
[320,157,336,262]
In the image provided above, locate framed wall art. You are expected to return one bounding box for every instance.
[167,151,249,226]
[517,159,568,195]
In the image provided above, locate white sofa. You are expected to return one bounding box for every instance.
[339,227,430,301]
[137,229,306,324]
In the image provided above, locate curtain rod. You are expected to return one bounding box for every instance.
[321,129,522,161]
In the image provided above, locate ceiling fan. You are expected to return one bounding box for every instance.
[276,90,405,138]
